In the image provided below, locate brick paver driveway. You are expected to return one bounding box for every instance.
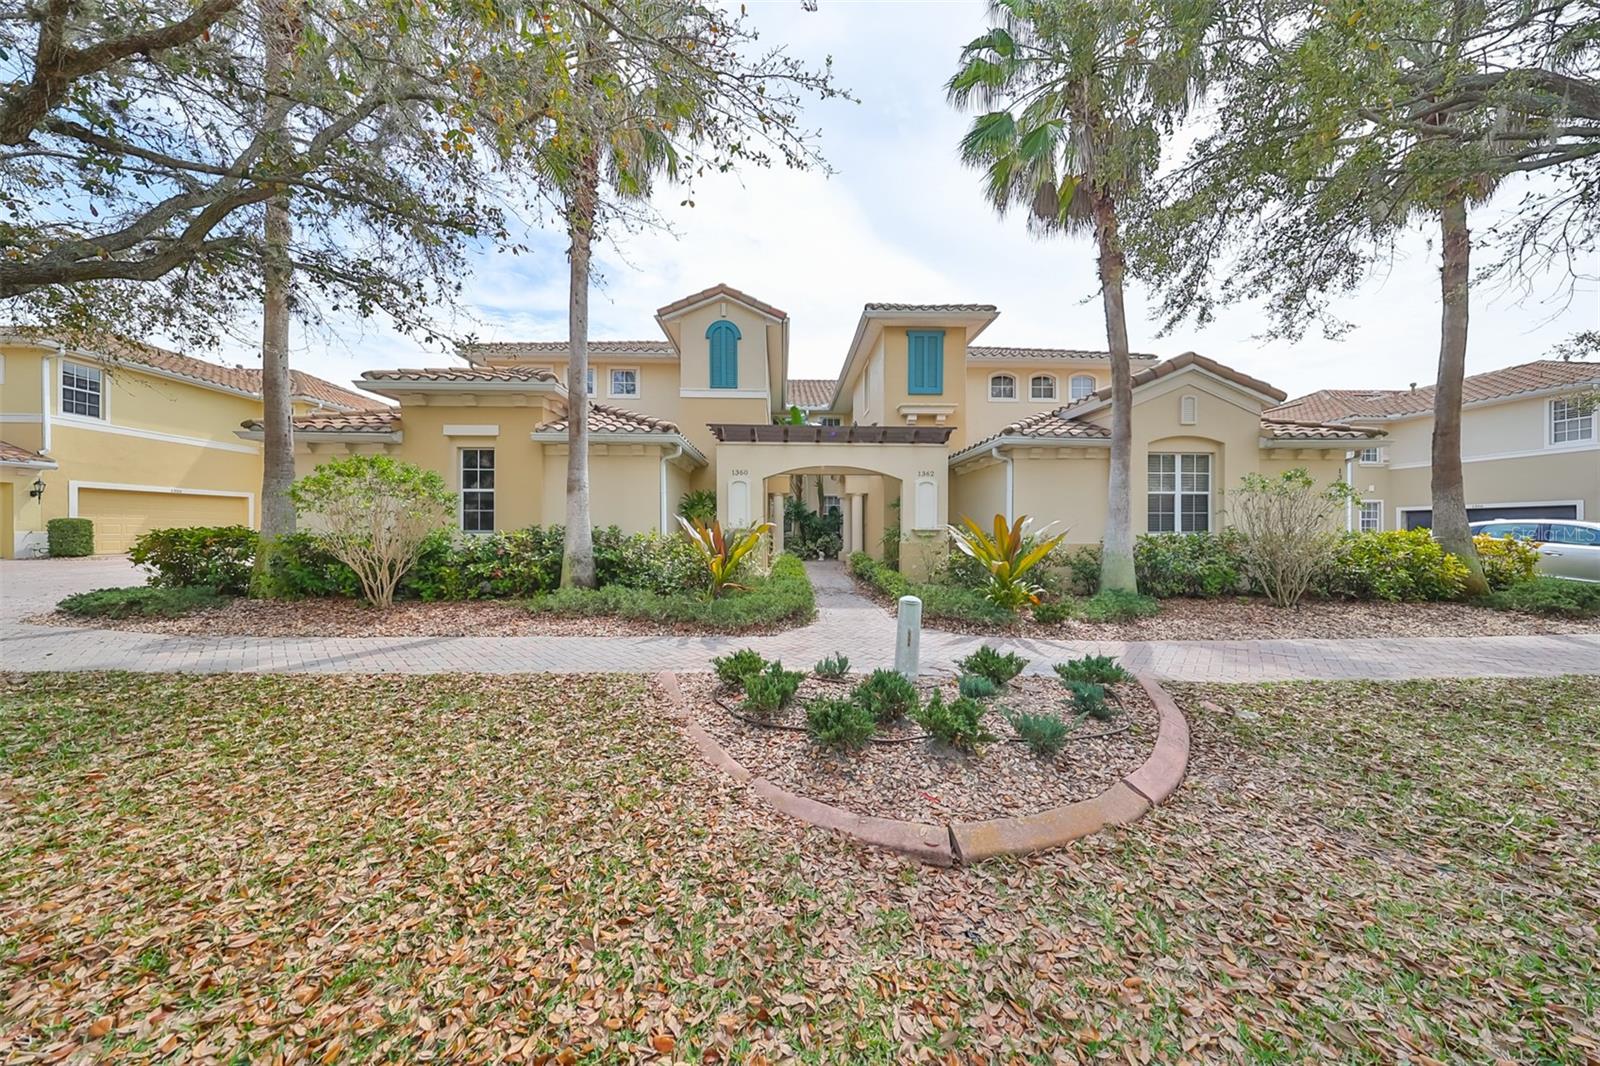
[3,556,1598,680]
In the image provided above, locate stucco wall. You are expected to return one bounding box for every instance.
[541,444,674,534]
[961,362,1108,452]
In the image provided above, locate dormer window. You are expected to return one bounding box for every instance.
[707,320,740,389]
[989,373,1016,400]
[1029,374,1056,400]
[1069,374,1095,400]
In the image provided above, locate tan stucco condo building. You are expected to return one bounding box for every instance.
[0,334,381,557]
[244,284,1387,579]
[1269,360,1600,534]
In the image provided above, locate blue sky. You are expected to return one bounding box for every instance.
[254,0,1598,401]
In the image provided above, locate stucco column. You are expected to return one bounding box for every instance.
[849,493,865,558]
[769,493,785,555]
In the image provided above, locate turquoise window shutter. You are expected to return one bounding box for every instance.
[707,320,741,389]
[907,330,944,395]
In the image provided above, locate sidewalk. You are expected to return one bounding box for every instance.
[4,557,1598,681]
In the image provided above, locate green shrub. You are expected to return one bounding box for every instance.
[957,673,1000,700]
[1057,534,1248,598]
[1064,680,1117,721]
[742,662,803,717]
[262,532,364,599]
[129,525,258,594]
[850,552,1016,626]
[47,517,93,557]
[1483,577,1600,619]
[1473,533,1540,591]
[852,669,919,723]
[805,697,876,749]
[1054,654,1133,684]
[58,585,226,618]
[1010,711,1070,756]
[1029,598,1074,624]
[956,645,1027,686]
[914,691,992,751]
[713,648,768,689]
[1075,589,1161,622]
[814,652,850,679]
[525,553,814,630]
[1318,530,1469,602]
[1058,544,1103,595]
[677,489,717,527]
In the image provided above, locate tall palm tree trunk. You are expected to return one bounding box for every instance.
[1092,188,1138,593]
[252,0,296,596]
[1431,191,1487,596]
[561,148,600,589]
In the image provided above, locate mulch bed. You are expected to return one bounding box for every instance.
[850,574,1600,639]
[682,671,1158,823]
[27,597,801,638]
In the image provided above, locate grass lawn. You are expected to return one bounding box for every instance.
[2,672,1597,1063]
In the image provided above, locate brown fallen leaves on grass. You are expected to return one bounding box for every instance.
[1,672,1597,1063]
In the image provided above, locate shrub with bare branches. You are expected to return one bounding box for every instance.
[1230,469,1353,608]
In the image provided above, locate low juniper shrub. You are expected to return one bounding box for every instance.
[741,662,803,717]
[957,673,1000,700]
[914,691,992,751]
[852,668,919,724]
[805,697,876,750]
[1064,680,1117,721]
[814,652,850,679]
[1029,598,1075,624]
[1075,589,1161,623]
[956,645,1028,686]
[713,648,768,690]
[1054,654,1133,685]
[1009,710,1071,757]
[1484,576,1600,619]
[58,586,226,619]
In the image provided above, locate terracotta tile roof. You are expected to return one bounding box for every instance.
[460,339,676,359]
[0,440,55,466]
[1269,360,1600,422]
[360,365,560,384]
[968,345,1159,362]
[656,283,787,320]
[863,302,998,313]
[1259,418,1383,441]
[3,329,384,410]
[534,401,683,435]
[241,410,401,434]
[1055,352,1288,413]
[786,378,836,408]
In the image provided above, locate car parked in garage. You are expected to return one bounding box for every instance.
[1471,519,1600,582]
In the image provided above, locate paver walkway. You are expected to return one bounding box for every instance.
[3,556,1598,681]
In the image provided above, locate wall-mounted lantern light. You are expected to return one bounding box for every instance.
[28,476,45,500]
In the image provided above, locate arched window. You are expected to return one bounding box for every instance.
[707,320,741,389]
[1029,374,1056,400]
[1069,373,1096,400]
[989,373,1016,400]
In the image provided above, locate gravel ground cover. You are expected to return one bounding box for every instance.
[683,671,1157,822]
[2,671,1596,1063]
[26,596,799,638]
[851,575,1600,638]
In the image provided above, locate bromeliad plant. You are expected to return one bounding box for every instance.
[949,513,1068,610]
[676,517,772,599]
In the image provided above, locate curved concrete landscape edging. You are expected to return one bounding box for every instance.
[657,671,1190,866]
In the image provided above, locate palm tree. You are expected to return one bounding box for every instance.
[949,0,1206,593]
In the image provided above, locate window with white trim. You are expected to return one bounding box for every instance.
[822,494,842,516]
[1359,500,1383,532]
[460,448,495,532]
[988,373,1016,400]
[61,361,104,418]
[1069,374,1095,400]
[586,367,596,396]
[1358,446,1383,464]
[1147,453,1211,533]
[1550,398,1595,444]
[1029,374,1056,401]
[610,367,639,398]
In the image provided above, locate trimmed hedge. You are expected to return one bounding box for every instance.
[47,518,94,557]
[130,525,258,594]
[59,585,226,618]
[524,552,815,630]
[1317,529,1469,602]
[1059,532,1246,598]
[848,552,1016,626]
[1483,577,1600,619]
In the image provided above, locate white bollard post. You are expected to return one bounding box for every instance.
[895,595,922,680]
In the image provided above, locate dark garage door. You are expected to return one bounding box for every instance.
[1402,503,1580,530]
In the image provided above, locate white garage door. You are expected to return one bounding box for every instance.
[77,488,250,554]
